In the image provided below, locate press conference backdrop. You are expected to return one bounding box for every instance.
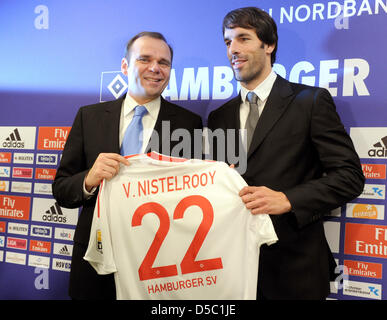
[0,0,386,300]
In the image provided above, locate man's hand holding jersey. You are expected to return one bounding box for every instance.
[239,186,291,215]
[85,153,130,192]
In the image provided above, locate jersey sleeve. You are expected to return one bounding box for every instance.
[223,163,278,248]
[83,180,117,274]
[254,214,278,247]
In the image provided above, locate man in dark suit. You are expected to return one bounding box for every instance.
[207,7,364,299]
[52,32,202,299]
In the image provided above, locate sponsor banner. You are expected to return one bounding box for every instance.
[28,254,50,269]
[0,221,5,232]
[36,153,58,166]
[31,198,78,226]
[37,127,71,150]
[7,237,28,250]
[0,236,4,247]
[30,225,52,238]
[343,280,382,300]
[344,223,387,259]
[0,127,36,150]
[0,195,30,220]
[53,243,73,257]
[35,168,56,180]
[52,258,71,272]
[350,128,387,159]
[362,164,386,180]
[344,260,382,279]
[5,251,26,265]
[29,239,51,254]
[0,250,3,262]
[358,184,385,200]
[33,183,52,195]
[0,180,9,192]
[12,167,33,179]
[13,153,34,165]
[54,227,75,241]
[0,152,12,164]
[11,181,32,194]
[324,221,340,254]
[7,222,29,236]
[346,203,385,220]
[0,166,11,178]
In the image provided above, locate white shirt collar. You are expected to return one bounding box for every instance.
[122,94,160,120]
[241,70,277,103]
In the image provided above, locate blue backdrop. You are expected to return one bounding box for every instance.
[0,0,386,300]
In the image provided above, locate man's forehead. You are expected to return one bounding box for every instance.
[224,27,256,39]
[131,37,171,59]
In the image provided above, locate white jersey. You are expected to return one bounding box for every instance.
[84,152,277,300]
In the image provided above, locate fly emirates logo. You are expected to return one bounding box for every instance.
[345,223,387,258]
[0,195,30,220]
[37,127,70,150]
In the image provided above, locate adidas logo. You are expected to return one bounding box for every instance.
[42,202,67,223]
[2,128,25,148]
[368,136,387,157]
[58,245,71,256]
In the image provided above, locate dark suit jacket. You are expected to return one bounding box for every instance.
[207,75,364,299]
[52,96,202,299]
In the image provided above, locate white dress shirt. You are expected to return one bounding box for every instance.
[119,94,160,152]
[239,71,277,144]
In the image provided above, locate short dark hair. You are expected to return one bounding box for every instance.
[124,31,174,62]
[222,7,278,65]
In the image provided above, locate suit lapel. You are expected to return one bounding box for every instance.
[247,76,294,159]
[103,96,124,153]
[153,97,177,130]
[229,95,242,130]
[146,97,177,153]
[216,95,243,164]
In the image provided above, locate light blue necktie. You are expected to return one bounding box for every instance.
[120,105,148,156]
